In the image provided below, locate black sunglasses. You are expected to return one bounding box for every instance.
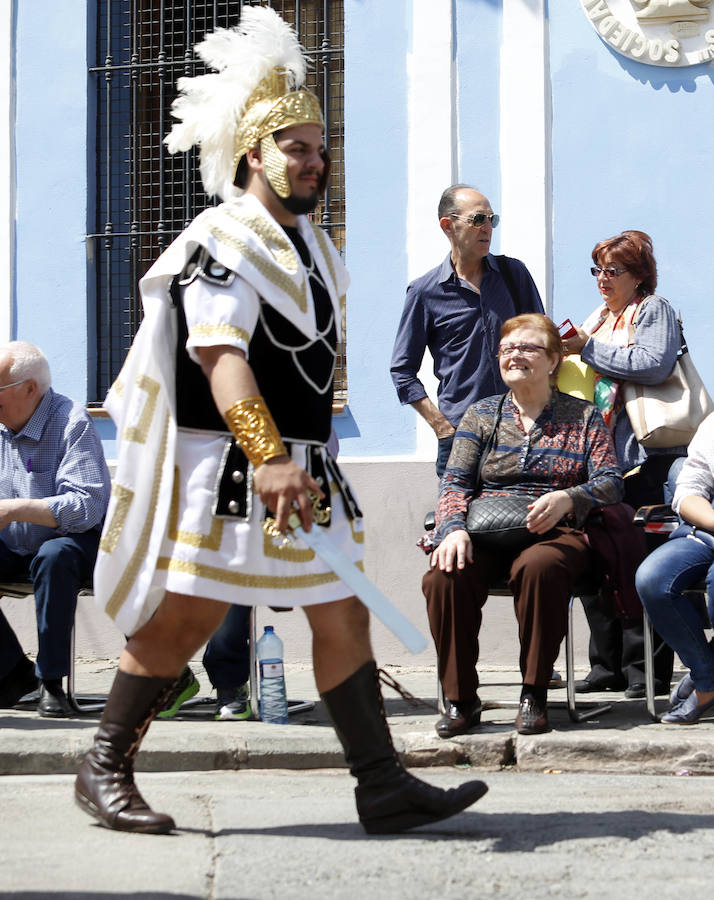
[451,213,500,229]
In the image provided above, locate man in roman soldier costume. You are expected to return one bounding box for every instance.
[75,7,487,835]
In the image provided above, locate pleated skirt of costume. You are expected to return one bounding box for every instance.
[152,427,365,606]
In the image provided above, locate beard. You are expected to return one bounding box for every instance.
[279,191,320,215]
[267,177,320,216]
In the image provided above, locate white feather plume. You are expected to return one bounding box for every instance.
[165,6,308,199]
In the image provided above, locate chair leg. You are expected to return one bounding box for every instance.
[567,596,612,723]
[644,612,658,721]
[249,608,259,719]
[65,613,106,715]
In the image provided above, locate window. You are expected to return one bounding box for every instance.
[89,0,345,404]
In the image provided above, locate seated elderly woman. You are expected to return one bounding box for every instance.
[422,313,622,737]
[636,414,714,725]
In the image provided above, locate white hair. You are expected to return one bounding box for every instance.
[0,341,52,395]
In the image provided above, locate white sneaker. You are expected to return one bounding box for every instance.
[215,683,251,720]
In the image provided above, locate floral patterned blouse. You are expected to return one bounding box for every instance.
[433,390,623,545]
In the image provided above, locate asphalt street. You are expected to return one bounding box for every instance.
[1,769,713,900]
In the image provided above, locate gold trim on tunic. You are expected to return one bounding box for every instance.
[155,555,365,589]
[105,411,171,619]
[189,323,250,344]
[263,529,315,562]
[122,375,160,445]
[206,222,308,314]
[309,224,338,296]
[221,206,300,274]
[168,466,224,551]
[99,483,135,555]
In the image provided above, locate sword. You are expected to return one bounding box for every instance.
[264,513,428,654]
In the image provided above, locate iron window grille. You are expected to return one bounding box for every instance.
[88,0,346,406]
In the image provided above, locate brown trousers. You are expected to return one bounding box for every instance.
[422,528,592,702]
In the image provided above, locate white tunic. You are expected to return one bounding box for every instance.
[94,194,360,636]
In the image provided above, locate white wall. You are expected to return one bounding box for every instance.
[0,1,14,341]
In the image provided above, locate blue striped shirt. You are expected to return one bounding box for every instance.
[0,388,111,554]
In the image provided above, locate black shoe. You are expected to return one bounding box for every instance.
[515,697,549,735]
[435,699,482,739]
[624,681,670,700]
[574,677,625,693]
[0,657,38,707]
[38,681,74,718]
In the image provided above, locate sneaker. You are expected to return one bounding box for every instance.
[215,683,251,721]
[158,666,200,719]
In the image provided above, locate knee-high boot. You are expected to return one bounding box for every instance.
[75,670,178,834]
[321,661,488,834]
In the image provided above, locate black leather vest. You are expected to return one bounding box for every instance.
[173,227,337,445]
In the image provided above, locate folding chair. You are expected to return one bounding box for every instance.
[0,580,105,714]
[634,504,712,721]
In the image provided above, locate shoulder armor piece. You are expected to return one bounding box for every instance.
[178,246,236,287]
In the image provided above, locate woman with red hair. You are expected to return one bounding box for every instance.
[563,230,683,699]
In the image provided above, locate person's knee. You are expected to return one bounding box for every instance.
[29,538,83,583]
[140,594,227,654]
[634,555,659,605]
[306,595,370,644]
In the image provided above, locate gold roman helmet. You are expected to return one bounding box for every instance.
[233,69,327,199]
[165,6,329,201]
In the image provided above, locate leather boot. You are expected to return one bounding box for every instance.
[321,661,488,834]
[75,670,178,834]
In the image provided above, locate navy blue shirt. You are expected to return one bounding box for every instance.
[390,253,544,426]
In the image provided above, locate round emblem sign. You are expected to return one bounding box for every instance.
[580,0,714,66]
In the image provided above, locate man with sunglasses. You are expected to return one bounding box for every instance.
[391,184,543,476]
[0,341,110,716]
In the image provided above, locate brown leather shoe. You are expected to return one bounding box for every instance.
[435,699,482,739]
[515,697,549,735]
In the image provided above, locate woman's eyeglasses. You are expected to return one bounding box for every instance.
[451,213,500,228]
[590,265,626,278]
[496,343,546,358]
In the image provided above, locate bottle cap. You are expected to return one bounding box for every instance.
[265,625,274,633]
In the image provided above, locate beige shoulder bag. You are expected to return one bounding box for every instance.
[622,299,713,448]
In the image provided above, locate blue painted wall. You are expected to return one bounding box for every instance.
[14,0,91,402]
[339,0,411,456]
[339,0,506,457]
[14,2,714,461]
[456,0,502,250]
[550,3,714,387]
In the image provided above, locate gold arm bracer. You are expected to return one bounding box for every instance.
[223,396,288,468]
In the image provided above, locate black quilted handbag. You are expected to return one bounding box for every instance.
[465,494,536,550]
[465,393,539,551]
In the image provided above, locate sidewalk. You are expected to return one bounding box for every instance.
[2,659,714,777]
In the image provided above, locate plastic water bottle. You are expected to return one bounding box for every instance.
[257,625,289,724]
